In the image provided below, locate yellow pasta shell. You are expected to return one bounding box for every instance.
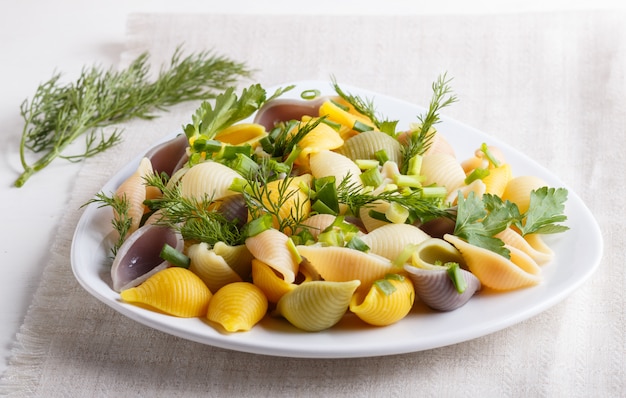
[319,100,375,133]
[207,282,268,332]
[120,267,212,318]
[350,275,415,326]
[276,280,361,332]
[495,228,553,265]
[295,117,344,168]
[251,259,296,303]
[482,163,512,197]
[214,123,268,146]
[444,234,541,291]
[260,174,312,234]
[501,175,548,214]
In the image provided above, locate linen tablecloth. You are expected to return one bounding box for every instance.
[1,11,623,397]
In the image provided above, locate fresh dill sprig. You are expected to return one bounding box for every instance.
[142,173,244,246]
[83,192,132,256]
[238,160,309,234]
[335,174,452,223]
[15,47,252,187]
[331,77,398,135]
[271,116,326,158]
[400,73,458,174]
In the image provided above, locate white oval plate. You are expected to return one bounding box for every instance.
[71,80,603,358]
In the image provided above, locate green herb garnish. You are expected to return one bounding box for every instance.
[15,48,251,187]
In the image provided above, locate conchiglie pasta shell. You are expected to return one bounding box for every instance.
[207,282,268,332]
[212,241,254,280]
[252,259,296,303]
[180,161,240,201]
[261,174,312,234]
[319,100,375,133]
[214,123,268,146]
[403,264,480,311]
[482,163,512,197]
[501,176,548,214]
[297,214,338,240]
[444,234,541,291]
[246,229,299,283]
[420,153,465,192]
[423,132,456,157]
[296,245,393,290]
[188,242,243,293]
[358,200,391,232]
[495,228,553,265]
[350,275,415,326]
[120,267,212,317]
[115,157,154,238]
[276,280,361,332]
[309,150,362,189]
[360,223,430,261]
[337,130,402,165]
[411,238,466,270]
[295,118,344,168]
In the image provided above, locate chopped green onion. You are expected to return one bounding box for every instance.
[360,167,383,188]
[368,210,389,222]
[384,273,405,282]
[407,154,423,175]
[465,167,490,184]
[480,143,500,167]
[312,199,337,215]
[218,143,252,160]
[283,146,302,166]
[244,214,273,238]
[192,138,222,154]
[355,159,380,170]
[160,243,190,268]
[446,262,467,293]
[421,186,447,199]
[314,176,339,214]
[394,174,424,188]
[228,177,249,193]
[259,136,274,153]
[287,237,303,263]
[228,153,258,176]
[321,118,342,131]
[374,149,389,165]
[317,229,343,247]
[392,243,419,268]
[300,89,321,100]
[385,202,409,224]
[331,99,350,111]
[353,120,374,133]
[346,236,370,252]
[373,279,397,296]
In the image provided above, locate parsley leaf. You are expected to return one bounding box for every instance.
[516,187,569,235]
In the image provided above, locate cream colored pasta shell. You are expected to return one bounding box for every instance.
[207,282,268,332]
[501,175,548,214]
[446,179,486,204]
[276,280,361,332]
[360,223,430,261]
[349,275,415,326]
[337,130,402,165]
[180,161,240,201]
[295,245,393,289]
[411,238,466,270]
[444,234,542,291]
[495,228,553,265]
[115,157,154,237]
[358,200,392,232]
[188,242,243,293]
[309,150,362,188]
[245,229,299,283]
[423,132,456,157]
[420,153,466,191]
[212,241,254,280]
[297,214,338,240]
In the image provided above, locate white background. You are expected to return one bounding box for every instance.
[0,0,623,374]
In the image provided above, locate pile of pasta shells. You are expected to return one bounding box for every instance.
[105,85,562,333]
